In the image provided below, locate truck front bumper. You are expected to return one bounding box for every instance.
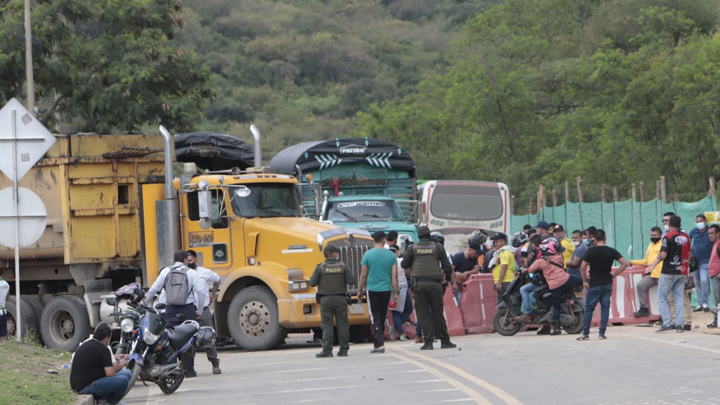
[277,295,370,328]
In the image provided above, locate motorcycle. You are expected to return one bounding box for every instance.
[121,289,216,397]
[493,272,584,336]
[110,283,144,356]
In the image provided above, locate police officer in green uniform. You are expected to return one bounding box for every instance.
[401,226,457,350]
[309,245,357,358]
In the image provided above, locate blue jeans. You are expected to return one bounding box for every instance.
[692,264,710,306]
[581,284,613,336]
[659,274,686,328]
[520,283,537,314]
[392,290,413,336]
[79,369,132,404]
[165,303,197,373]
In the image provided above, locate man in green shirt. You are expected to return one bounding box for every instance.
[309,245,357,358]
[357,231,398,354]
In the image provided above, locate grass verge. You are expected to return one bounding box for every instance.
[0,337,76,405]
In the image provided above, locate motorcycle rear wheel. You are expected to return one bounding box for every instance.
[563,311,584,335]
[493,308,521,336]
[122,363,142,399]
[157,371,185,395]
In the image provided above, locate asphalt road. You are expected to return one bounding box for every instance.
[124,313,720,405]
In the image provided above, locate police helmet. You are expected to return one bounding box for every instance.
[195,326,217,348]
[468,234,486,253]
[430,231,445,246]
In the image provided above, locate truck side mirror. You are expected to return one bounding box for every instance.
[198,186,213,230]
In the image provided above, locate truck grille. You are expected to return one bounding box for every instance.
[328,241,373,293]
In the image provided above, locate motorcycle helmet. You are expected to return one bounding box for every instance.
[196,326,216,348]
[539,239,560,256]
[468,234,486,253]
[115,282,144,303]
[430,231,445,246]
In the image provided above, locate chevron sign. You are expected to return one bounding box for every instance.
[365,152,393,168]
[314,154,342,169]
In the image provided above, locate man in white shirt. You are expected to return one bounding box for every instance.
[145,250,206,378]
[0,275,9,342]
[187,250,222,375]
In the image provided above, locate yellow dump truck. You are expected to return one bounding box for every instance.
[0,128,373,351]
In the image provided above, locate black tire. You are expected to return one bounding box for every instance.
[564,311,584,335]
[227,286,288,351]
[5,296,41,341]
[493,308,521,336]
[24,296,45,344]
[157,371,185,395]
[122,363,142,399]
[40,295,92,352]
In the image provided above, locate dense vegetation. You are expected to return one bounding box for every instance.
[1,0,719,211]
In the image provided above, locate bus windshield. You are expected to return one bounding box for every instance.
[430,184,503,221]
[230,184,301,218]
[327,200,404,223]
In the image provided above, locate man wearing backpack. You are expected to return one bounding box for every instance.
[145,249,206,377]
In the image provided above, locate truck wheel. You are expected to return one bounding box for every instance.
[40,295,92,352]
[227,286,288,351]
[5,296,41,342]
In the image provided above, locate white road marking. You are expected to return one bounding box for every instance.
[270,367,332,374]
[275,385,361,394]
[274,376,354,383]
[617,333,720,356]
[441,399,475,403]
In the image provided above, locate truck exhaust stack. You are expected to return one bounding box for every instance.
[157,126,181,270]
[250,124,262,168]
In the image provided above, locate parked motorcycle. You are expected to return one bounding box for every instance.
[493,272,584,336]
[110,283,144,356]
[121,289,216,396]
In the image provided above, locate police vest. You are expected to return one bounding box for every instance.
[317,261,348,295]
[411,243,442,279]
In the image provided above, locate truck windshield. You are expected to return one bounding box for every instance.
[327,200,404,222]
[430,184,503,221]
[230,184,301,218]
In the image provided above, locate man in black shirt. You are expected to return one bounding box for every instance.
[656,215,691,333]
[70,322,131,405]
[578,229,629,340]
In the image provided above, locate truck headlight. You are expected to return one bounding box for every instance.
[289,281,309,291]
[121,318,134,333]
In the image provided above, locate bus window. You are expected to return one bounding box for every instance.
[430,184,503,221]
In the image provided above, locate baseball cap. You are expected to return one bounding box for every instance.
[490,232,508,241]
[417,226,431,236]
[554,224,564,232]
[537,221,549,230]
[323,245,339,255]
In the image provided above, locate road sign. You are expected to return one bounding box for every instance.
[0,187,47,248]
[0,98,56,182]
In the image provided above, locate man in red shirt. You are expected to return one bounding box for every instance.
[656,216,691,333]
[706,224,720,328]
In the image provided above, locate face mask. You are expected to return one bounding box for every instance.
[582,238,590,246]
[697,222,707,230]
[650,237,661,244]
[188,263,196,269]
[663,224,669,231]
[572,241,580,247]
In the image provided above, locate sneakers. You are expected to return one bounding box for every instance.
[316,350,333,358]
[633,307,649,317]
[370,347,385,354]
[420,342,433,350]
[683,324,691,331]
[514,314,533,323]
[656,325,674,333]
[212,363,222,374]
[440,340,456,349]
[693,305,703,312]
[707,322,717,329]
[414,336,424,344]
[399,334,407,341]
[703,303,710,312]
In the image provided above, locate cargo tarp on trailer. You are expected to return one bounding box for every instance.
[269,138,415,177]
[176,132,255,171]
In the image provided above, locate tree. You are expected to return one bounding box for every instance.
[0,0,214,132]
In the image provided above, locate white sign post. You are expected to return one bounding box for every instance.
[0,98,55,341]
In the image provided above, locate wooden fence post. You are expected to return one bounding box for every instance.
[529,198,534,215]
[552,189,558,207]
[511,195,515,215]
[709,177,716,197]
[632,183,637,201]
[660,176,667,203]
[537,184,545,213]
[565,181,570,204]
[639,182,645,202]
[576,177,583,203]
[673,193,679,202]
[601,184,606,203]
[656,180,661,200]
[613,187,618,202]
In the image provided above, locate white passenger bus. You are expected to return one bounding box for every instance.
[417,180,511,255]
